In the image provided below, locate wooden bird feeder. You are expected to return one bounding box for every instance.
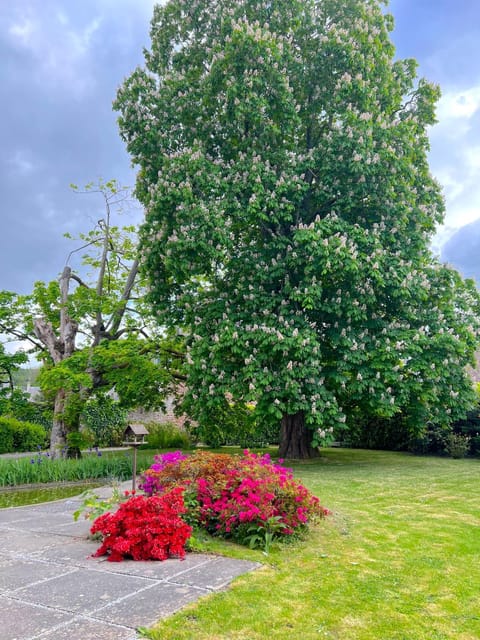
[123,423,149,446]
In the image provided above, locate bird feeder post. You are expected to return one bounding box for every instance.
[123,424,149,492]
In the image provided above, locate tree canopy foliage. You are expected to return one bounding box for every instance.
[0,344,28,392]
[114,0,480,457]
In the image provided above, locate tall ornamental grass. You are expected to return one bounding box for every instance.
[0,450,152,487]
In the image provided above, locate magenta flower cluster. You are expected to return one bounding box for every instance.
[139,450,188,496]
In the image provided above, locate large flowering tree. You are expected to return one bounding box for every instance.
[115,0,480,458]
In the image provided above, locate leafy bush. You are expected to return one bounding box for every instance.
[450,405,480,456]
[14,403,53,434]
[347,414,414,451]
[0,389,52,433]
[65,430,95,458]
[0,418,14,453]
[81,395,128,447]
[142,421,191,450]
[140,450,226,497]
[408,423,451,455]
[91,488,192,561]
[428,383,480,457]
[73,485,129,524]
[0,416,46,453]
[188,402,280,448]
[139,450,327,551]
[444,433,470,459]
[409,420,478,457]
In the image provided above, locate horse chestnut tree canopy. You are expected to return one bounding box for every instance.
[114,0,480,458]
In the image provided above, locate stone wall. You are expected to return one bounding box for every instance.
[127,395,189,429]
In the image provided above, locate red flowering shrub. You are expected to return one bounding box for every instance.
[90,487,192,562]
[140,450,328,549]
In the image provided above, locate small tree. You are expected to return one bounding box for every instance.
[0,344,28,394]
[0,345,30,421]
[115,0,480,457]
[0,181,183,457]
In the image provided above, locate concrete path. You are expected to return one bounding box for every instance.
[0,485,260,640]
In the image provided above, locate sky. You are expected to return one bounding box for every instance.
[1,0,479,295]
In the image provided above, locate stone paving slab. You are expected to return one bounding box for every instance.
[6,512,78,531]
[36,617,137,640]
[0,557,75,593]
[0,529,69,554]
[33,539,111,566]
[173,555,262,590]
[0,597,73,640]
[94,581,206,628]
[14,568,153,615]
[0,488,260,639]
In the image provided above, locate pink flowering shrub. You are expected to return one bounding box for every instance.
[90,487,192,562]
[140,450,328,549]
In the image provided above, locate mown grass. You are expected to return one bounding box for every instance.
[146,449,480,640]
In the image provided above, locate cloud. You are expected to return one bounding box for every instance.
[429,84,480,250]
[6,5,102,97]
[0,0,157,294]
[388,0,480,259]
[8,150,37,176]
[436,86,480,124]
[0,0,477,296]
[441,218,480,284]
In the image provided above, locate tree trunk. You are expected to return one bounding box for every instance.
[278,411,319,459]
[50,389,68,459]
[33,266,79,458]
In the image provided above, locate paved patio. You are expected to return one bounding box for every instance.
[0,485,260,640]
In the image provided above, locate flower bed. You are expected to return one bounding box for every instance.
[141,450,327,550]
[90,450,328,560]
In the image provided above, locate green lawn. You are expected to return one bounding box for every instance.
[146,449,480,640]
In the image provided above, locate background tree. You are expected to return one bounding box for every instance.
[115,0,480,458]
[0,180,183,457]
[0,344,28,393]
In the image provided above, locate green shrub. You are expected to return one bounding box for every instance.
[188,402,280,448]
[67,430,94,455]
[0,389,52,433]
[444,433,470,459]
[81,395,127,447]
[0,416,47,453]
[408,423,451,455]
[450,405,480,456]
[14,403,53,433]
[143,421,191,450]
[0,419,14,454]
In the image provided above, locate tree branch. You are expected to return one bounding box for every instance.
[69,273,90,288]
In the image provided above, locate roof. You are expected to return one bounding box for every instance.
[124,423,149,436]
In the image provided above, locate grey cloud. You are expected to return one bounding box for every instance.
[442,219,480,284]
[1,0,478,295]
[0,0,155,293]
